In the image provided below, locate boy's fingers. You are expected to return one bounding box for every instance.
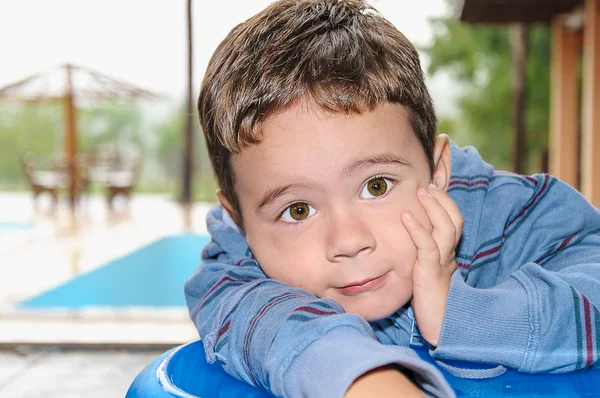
[401,210,441,271]
[429,185,464,246]
[417,187,456,263]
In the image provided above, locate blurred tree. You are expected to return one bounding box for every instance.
[0,104,62,186]
[155,106,185,179]
[154,104,215,200]
[424,4,551,173]
[78,100,144,161]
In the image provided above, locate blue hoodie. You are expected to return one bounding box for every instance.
[184,143,600,397]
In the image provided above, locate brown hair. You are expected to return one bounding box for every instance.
[198,0,436,219]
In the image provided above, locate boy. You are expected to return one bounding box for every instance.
[184,0,600,397]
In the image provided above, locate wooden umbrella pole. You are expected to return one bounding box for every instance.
[64,64,78,213]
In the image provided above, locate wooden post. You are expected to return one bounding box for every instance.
[182,0,194,211]
[510,24,527,173]
[549,16,580,189]
[64,64,78,213]
[582,0,600,207]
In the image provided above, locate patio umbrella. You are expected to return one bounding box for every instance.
[0,63,161,212]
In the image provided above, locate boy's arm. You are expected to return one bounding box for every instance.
[184,207,454,398]
[345,366,424,398]
[433,175,600,373]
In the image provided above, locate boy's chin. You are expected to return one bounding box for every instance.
[345,298,411,322]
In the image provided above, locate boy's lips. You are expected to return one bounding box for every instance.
[337,272,389,295]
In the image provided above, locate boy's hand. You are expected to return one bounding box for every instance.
[401,184,463,347]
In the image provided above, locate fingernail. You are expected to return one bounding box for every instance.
[428,183,438,190]
[418,188,429,196]
[403,211,413,221]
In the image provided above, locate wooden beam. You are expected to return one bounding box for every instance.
[460,0,582,24]
[581,0,600,207]
[549,15,580,189]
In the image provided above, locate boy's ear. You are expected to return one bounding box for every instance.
[216,189,238,221]
[432,134,452,192]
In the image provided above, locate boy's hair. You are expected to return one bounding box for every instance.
[199,0,436,219]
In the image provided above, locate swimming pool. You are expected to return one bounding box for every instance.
[0,221,34,237]
[18,234,210,309]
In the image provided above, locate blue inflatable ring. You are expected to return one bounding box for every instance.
[127,340,600,397]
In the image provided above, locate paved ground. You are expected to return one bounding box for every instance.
[0,347,164,398]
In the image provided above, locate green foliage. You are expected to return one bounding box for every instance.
[154,105,216,201]
[0,103,63,183]
[424,11,551,173]
[77,100,144,155]
[155,106,185,178]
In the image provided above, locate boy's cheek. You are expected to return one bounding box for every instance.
[248,239,309,287]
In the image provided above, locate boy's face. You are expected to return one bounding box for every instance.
[221,101,450,321]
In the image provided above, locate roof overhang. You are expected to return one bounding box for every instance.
[459,0,583,24]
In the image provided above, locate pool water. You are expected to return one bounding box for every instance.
[19,234,210,309]
[0,221,34,237]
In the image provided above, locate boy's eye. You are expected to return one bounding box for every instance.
[281,202,315,222]
[360,177,393,199]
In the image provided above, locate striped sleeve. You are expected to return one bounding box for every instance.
[433,174,600,373]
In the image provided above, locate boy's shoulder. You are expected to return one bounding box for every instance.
[483,172,559,226]
[489,171,541,191]
[486,171,582,212]
[449,143,597,259]
[448,143,539,211]
[449,142,570,207]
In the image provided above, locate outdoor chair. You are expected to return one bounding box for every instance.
[85,149,121,183]
[21,152,66,210]
[103,155,143,210]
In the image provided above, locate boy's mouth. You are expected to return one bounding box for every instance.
[337,272,389,295]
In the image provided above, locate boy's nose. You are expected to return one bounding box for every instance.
[325,209,376,262]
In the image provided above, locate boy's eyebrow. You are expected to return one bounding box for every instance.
[342,152,411,176]
[258,183,300,209]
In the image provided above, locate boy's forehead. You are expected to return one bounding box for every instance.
[230,101,425,179]
[260,100,414,137]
